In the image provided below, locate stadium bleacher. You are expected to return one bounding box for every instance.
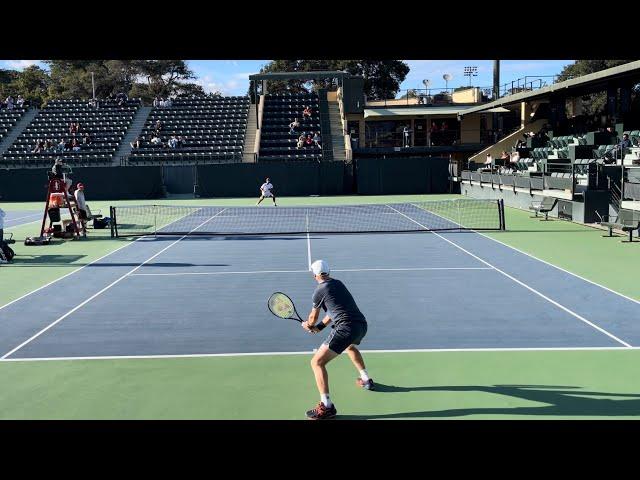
[0,107,28,143]
[128,96,249,165]
[259,93,323,161]
[2,99,140,168]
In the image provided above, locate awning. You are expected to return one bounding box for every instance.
[364,106,510,118]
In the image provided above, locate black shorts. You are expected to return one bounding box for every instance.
[77,209,87,220]
[323,322,367,354]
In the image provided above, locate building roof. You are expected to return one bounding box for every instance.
[459,60,640,116]
[364,105,510,118]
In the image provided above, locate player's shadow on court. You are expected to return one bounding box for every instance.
[339,384,640,419]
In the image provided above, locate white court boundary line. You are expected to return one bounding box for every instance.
[2,345,639,362]
[1,209,228,359]
[386,204,633,348]
[128,266,494,277]
[475,227,640,307]
[5,213,42,223]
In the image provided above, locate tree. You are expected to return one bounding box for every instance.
[557,60,636,116]
[254,60,410,100]
[130,60,198,103]
[12,66,51,107]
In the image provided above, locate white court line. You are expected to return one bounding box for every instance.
[0,238,144,313]
[2,345,638,362]
[386,204,633,348]
[5,213,41,223]
[128,267,494,277]
[475,227,640,307]
[1,208,228,359]
[305,211,312,270]
[5,219,42,229]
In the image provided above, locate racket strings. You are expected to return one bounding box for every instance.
[269,294,296,319]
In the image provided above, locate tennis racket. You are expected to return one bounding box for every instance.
[268,292,304,323]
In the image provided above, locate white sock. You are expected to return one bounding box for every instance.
[321,394,332,408]
[359,369,370,382]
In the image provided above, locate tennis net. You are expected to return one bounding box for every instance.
[110,199,505,237]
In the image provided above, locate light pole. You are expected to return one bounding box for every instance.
[443,73,452,91]
[464,66,478,87]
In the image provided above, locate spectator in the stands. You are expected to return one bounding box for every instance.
[57,138,66,152]
[130,135,142,149]
[177,135,185,148]
[289,118,300,134]
[71,138,81,152]
[83,132,92,145]
[297,134,305,149]
[500,151,510,161]
[69,122,77,135]
[611,133,632,160]
[153,97,160,107]
[32,139,44,153]
[168,135,178,149]
[313,132,321,147]
[45,139,54,151]
[16,95,25,108]
[305,134,313,147]
[155,120,163,132]
[5,96,14,110]
[510,151,520,164]
[484,153,493,168]
[303,105,312,119]
[151,134,162,146]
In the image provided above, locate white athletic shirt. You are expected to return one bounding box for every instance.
[74,190,87,211]
[260,182,274,194]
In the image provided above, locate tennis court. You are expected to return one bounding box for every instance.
[1,199,638,362]
[3,196,640,420]
[3,210,41,229]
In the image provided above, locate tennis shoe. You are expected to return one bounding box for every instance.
[356,378,375,390]
[306,402,337,420]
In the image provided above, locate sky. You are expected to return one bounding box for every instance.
[1,60,572,97]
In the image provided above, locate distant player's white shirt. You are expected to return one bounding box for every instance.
[260,182,274,197]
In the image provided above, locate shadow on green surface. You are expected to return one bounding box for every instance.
[339,384,640,419]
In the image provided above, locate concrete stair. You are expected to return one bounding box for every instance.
[113,106,152,165]
[243,105,257,162]
[328,101,346,162]
[0,108,39,155]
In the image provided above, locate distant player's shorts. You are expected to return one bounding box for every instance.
[260,191,273,198]
[323,321,367,354]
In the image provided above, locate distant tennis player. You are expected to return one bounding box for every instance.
[302,259,374,420]
[256,177,277,206]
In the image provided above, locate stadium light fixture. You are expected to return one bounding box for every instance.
[443,74,452,91]
[464,66,478,87]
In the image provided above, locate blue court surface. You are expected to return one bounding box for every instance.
[1,214,640,361]
[2,210,41,229]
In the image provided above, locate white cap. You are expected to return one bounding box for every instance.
[310,259,330,276]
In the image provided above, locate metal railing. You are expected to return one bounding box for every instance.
[365,86,495,107]
[499,76,559,98]
[120,152,244,166]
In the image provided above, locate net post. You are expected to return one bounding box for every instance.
[154,205,158,238]
[499,199,506,230]
[110,206,115,238]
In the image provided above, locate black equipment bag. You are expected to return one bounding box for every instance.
[24,236,52,246]
[0,242,15,262]
[48,208,61,222]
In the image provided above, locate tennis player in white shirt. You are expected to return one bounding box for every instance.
[256,177,277,206]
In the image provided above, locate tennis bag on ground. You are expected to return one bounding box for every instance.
[24,236,52,246]
[0,242,15,262]
[93,217,110,229]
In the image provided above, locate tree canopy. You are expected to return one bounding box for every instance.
[254,59,410,100]
[0,60,219,107]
